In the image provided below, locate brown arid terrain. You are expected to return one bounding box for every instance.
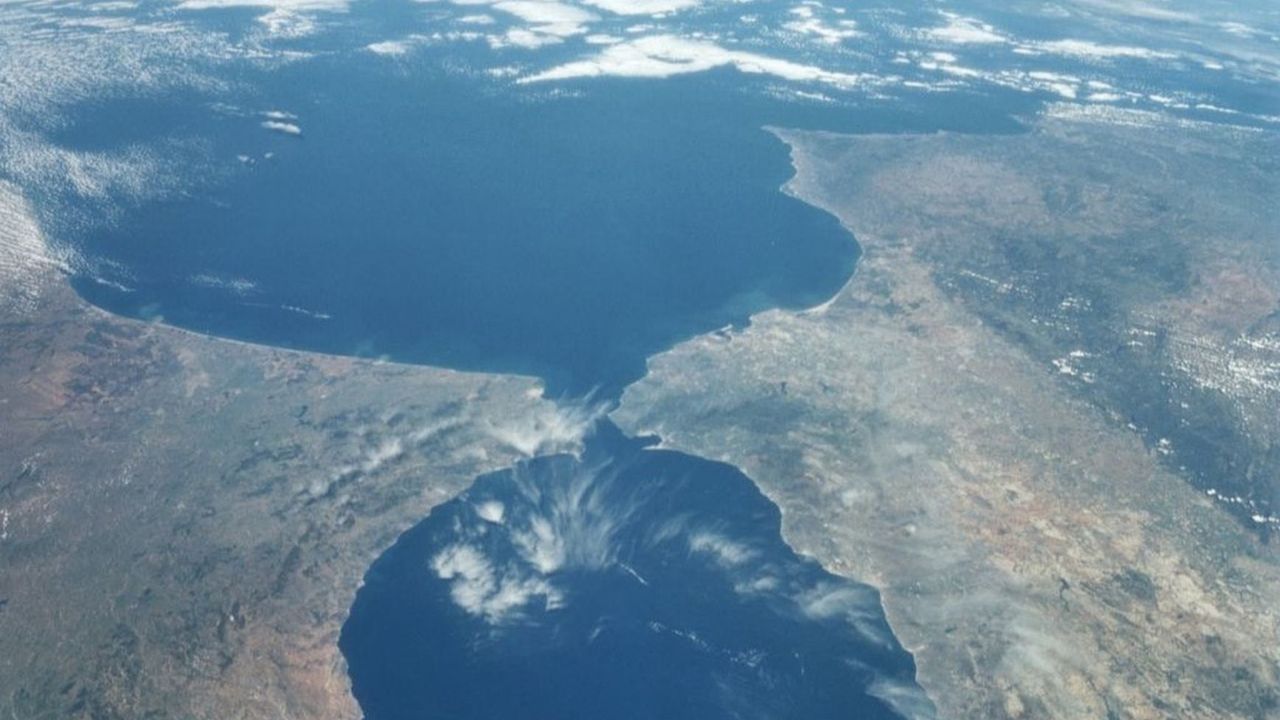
[615,114,1280,719]
[0,182,596,719]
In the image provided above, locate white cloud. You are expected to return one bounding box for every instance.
[190,272,258,295]
[688,531,757,567]
[797,581,877,620]
[1217,21,1260,38]
[521,34,872,88]
[492,27,567,49]
[579,0,701,15]
[360,437,405,474]
[1032,39,1175,60]
[476,500,506,524]
[504,459,639,573]
[367,39,412,55]
[280,303,332,320]
[432,543,561,623]
[1070,0,1197,23]
[485,397,606,457]
[178,0,347,10]
[512,514,567,572]
[492,0,596,28]
[924,12,1006,45]
[866,675,938,720]
[796,581,895,647]
[784,5,860,45]
[256,7,318,38]
[433,458,643,624]
[1027,70,1079,99]
[426,0,598,48]
[918,59,983,78]
[261,120,302,135]
[1039,101,1260,132]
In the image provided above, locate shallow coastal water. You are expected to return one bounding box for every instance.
[340,422,931,720]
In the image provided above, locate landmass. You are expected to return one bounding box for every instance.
[0,181,584,719]
[615,113,1280,718]
[2,109,1278,720]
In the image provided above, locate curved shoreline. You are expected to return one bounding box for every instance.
[0,139,910,719]
[0,184,576,718]
[5,111,1278,719]
[613,121,1280,719]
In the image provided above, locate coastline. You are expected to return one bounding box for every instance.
[0,162,899,718]
[0,184,574,718]
[613,121,1280,718]
[4,113,1277,718]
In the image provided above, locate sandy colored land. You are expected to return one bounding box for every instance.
[616,118,1280,719]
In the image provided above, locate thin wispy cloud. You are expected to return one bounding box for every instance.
[923,12,1007,45]
[485,395,608,457]
[261,120,302,135]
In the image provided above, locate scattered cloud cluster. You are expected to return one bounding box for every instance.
[580,0,700,15]
[345,0,1275,133]
[485,395,608,457]
[429,458,637,623]
[190,272,259,295]
[261,109,302,135]
[782,3,860,45]
[425,445,914,674]
[924,12,1006,45]
[522,34,873,87]
[432,543,563,623]
[177,0,348,11]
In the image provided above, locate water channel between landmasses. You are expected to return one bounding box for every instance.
[50,60,1027,719]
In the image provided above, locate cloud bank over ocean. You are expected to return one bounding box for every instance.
[521,34,876,87]
[1,0,1273,243]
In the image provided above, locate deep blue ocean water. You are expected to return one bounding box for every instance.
[340,422,929,720]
